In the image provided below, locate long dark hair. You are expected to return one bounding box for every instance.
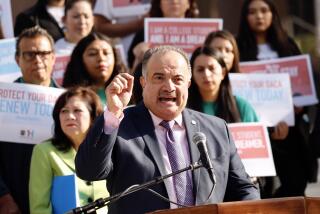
[63,32,126,88]
[237,0,300,61]
[188,46,241,123]
[149,0,199,18]
[52,86,103,152]
[204,30,240,73]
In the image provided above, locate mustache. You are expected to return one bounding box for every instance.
[159,91,176,97]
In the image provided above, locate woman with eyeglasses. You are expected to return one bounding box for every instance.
[236,0,316,197]
[62,32,126,104]
[187,46,258,124]
[29,87,108,213]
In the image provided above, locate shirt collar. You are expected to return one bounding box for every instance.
[148,110,183,129]
[15,77,60,88]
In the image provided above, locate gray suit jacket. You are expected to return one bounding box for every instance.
[76,103,260,214]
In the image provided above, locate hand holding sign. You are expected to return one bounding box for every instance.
[271,121,289,140]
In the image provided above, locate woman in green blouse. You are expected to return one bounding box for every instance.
[29,87,108,213]
[187,46,258,123]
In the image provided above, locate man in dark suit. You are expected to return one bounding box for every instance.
[75,46,260,214]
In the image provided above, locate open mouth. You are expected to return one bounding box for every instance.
[159,97,176,102]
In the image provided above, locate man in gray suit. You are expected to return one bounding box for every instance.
[76,46,260,214]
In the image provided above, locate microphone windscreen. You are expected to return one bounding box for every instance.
[192,132,206,145]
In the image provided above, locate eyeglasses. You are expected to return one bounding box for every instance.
[21,51,53,61]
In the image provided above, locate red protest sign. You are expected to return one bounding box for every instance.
[239,55,318,106]
[52,55,70,85]
[229,124,269,159]
[145,18,223,54]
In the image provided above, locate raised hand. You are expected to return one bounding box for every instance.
[105,73,134,118]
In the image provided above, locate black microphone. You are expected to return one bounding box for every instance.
[192,132,216,185]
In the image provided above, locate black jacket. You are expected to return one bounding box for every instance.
[0,176,8,197]
[14,0,64,41]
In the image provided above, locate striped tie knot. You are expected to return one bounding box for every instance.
[160,120,175,143]
[159,120,171,130]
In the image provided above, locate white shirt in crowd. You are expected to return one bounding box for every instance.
[55,38,76,55]
[46,6,64,28]
[257,43,279,60]
[93,0,150,55]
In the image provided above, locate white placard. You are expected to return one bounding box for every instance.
[0,38,20,82]
[0,0,14,38]
[0,82,65,144]
[230,73,295,127]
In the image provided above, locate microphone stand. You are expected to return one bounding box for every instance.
[68,161,203,214]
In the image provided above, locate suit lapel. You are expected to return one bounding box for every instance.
[132,104,167,178]
[184,110,221,204]
[182,110,202,203]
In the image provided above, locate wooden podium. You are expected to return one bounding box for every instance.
[149,197,320,214]
[306,197,320,214]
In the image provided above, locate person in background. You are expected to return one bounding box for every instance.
[0,26,58,214]
[236,0,317,197]
[55,0,94,55]
[237,0,301,61]
[29,86,108,214]
[62,32,126,104]
[93,0,150,59]
[127,0,199,71]
[14,0,65,42]
[204,29,269,195]
[204,30,241,74]
[75,45,259,214]
[188,46,258,123]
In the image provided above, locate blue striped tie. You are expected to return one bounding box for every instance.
[160,120,194,206]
